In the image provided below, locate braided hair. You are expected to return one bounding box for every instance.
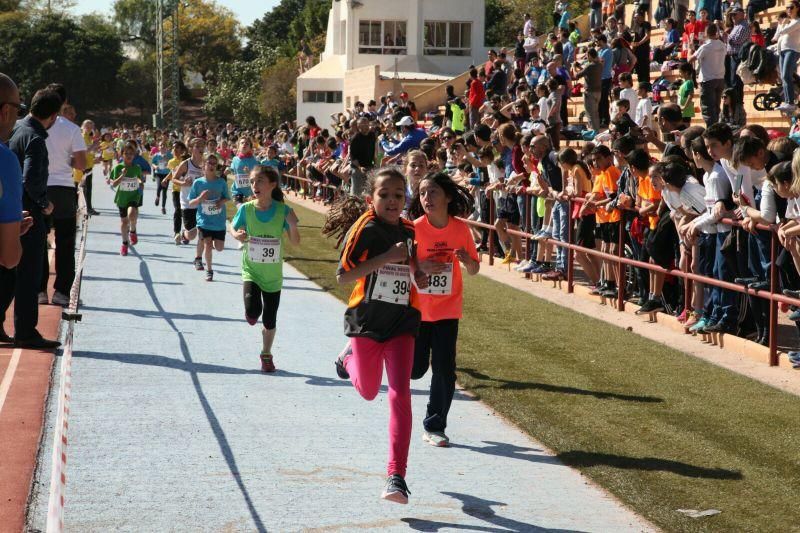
[322,167,407,248]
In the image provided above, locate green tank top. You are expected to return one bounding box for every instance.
[451,103,465,132]
[242,200,288,293]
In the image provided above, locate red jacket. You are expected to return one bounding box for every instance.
[468,78,485,110]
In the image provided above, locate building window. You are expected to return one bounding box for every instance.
[424,21,471,56]
[359,20,407,55]
[302,91,343,104]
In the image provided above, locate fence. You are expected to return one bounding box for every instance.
[281,173,796,367]
[460,192,794,367]
[46,190,90,533]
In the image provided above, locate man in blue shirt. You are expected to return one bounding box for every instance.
[0,73,25,271]
[596,34,614,127]
[0,87,61,348]
[380,116,427,162]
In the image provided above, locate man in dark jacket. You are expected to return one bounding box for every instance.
[0,88,61,348]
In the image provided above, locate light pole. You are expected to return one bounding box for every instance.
[155,0,181,131]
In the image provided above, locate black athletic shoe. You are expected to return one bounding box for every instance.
[193,257,204,271]
[783,289,800,299]
[635,298,665,315]
[381,474,410,504]
[734,276,759,286]
[14,334,61,350]
[703,322,736,334]
[335,344,351,379]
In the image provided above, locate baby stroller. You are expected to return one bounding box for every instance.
[753,75,800,111]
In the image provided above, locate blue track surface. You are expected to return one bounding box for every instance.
[28,174,652,532]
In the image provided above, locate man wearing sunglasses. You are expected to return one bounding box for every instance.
[0,86,61,348]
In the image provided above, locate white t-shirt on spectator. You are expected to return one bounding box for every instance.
[620,88,639,118]
[694,38,726,82]
[636,97,653,129]
[720,158,755,207]
[46,115,87,188]
[784,196,800,221]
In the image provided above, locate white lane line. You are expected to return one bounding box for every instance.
[0,348,22,415]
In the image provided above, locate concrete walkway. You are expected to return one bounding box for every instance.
[28,180,654,532]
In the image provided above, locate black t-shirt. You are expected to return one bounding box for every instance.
[635,22,651,53]
[349,131,377,169]
[338,210,421,342]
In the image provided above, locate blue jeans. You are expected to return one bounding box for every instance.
[552,201,569,271]
[713,232,738,325]
[780,49,799,106]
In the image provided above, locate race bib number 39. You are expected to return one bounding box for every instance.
[119,178,139,192]
[202,200,222,216]
[372,264,411,305]
[248,236,281,264]
[418,263,453,295]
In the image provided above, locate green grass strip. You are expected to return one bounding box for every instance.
[285,201,800,532]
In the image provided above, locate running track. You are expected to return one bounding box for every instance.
[20,178,653,531]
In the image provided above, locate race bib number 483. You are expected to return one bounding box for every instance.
[248,236,281,264]
[371,264,411,305]
[418,263,453,295]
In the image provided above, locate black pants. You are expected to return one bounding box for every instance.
[41,186,77,295]
[155,173,169,207]
[0,213,46,339]
[599,78,612,125]
[411,319,459,432]
[243,281,281,329]
[81,168,94,211]
[172,191,182,235]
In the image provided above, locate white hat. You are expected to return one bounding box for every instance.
[396,116,415,127]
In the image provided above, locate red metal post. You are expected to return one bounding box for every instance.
[488,197,495,266]
[567,199,574,293]
[616,217,625,311]
[769,231,779,366]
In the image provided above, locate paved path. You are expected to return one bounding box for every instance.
[28,180,653,532]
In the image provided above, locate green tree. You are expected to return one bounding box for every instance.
[0,13,125,111]
[260,56,297,125]
[171,0,241,80]
[247,0,328,56]
[116,57,157,120]
[204,44,278,126]
[112,0,157,54]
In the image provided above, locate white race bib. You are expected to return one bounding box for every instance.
[119,178,139,192]
[371,264,411,305]
[248,236,281,264]
[235,173,250,189]
[202,200,222,216]
[417,263,453,295]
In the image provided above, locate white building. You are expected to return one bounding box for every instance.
[296,0,487,125]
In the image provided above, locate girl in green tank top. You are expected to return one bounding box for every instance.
[230,165,300,372]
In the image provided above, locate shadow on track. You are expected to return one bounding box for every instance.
[131,247,267,532]
[403,491,586,532]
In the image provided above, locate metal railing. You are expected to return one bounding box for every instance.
[278,173,796,367]
[459,191,794,367]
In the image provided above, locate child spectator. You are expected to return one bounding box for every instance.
[720,88,746,130]
[635,81,654,129]
[619,73,639,119]
[677,62,697,125]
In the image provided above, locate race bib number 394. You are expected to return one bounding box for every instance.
[248,236,281,264]
[418,263,453,295]
[372,264,411,305]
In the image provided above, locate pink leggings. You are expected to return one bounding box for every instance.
[344,335,414,478]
